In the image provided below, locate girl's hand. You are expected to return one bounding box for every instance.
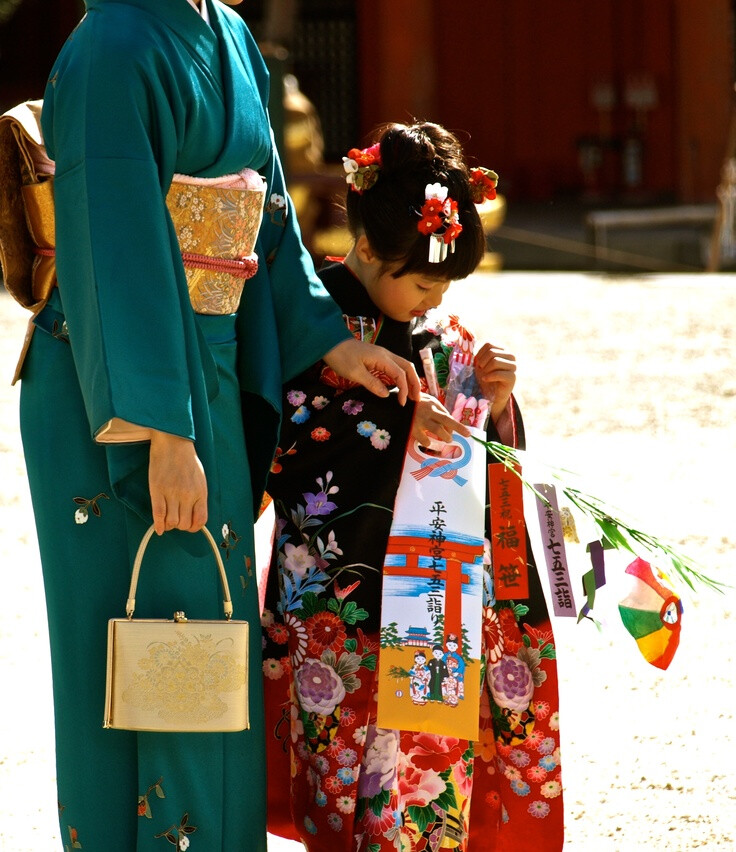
[323,338,421,406]
[474,342,517,423]
[148,430,208,534]
[412,393,470,446]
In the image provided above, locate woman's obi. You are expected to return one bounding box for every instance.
[167,170,266,314]
[0,101,267,322]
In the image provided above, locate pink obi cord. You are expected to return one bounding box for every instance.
[34,246,259,281]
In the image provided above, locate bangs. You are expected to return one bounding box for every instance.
[391,214,486,281]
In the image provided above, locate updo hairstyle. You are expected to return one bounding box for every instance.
[345,122,486,280]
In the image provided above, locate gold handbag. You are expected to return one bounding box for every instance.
[104,525,249,733]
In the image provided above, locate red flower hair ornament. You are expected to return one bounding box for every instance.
[343,143,382,193]
[417,183,463,263]
[417,168,499,263]
[469,167,499,204]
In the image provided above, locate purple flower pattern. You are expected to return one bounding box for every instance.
[303,491,337,516]
[295,658,346,715]
[488,654,534,713]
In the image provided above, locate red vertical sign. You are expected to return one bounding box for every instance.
[488,462,529,600]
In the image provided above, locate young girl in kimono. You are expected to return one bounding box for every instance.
[262,122,564,850]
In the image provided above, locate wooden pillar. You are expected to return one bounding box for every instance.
[673,0,734,202]
[356,0,437,139]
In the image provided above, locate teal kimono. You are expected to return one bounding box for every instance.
[19,1,349,849]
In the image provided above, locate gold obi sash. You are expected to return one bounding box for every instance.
[167,170,266,315]
[0,101,266,380]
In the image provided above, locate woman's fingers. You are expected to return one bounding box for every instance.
[151,493,168,536]
[148,431,208,534]
[323,339,421,405]
[374,350,421,405]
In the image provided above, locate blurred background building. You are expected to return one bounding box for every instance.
[1,0,735,270]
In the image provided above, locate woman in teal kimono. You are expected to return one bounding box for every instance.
[19,1,417,849]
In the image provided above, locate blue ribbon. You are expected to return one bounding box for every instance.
[418,434,473,486]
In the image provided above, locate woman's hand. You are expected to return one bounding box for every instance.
[474,342,517,423]
[148,430,208,534]
[412,394,470,446]
[323,338,421,406]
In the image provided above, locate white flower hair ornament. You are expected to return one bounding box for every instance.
[342,144,382,193]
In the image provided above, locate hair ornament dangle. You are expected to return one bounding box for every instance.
[468,167,499,204]
[342,143,382,193]
[417,183,463,263]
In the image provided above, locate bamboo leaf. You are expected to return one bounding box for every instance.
[595,519,633,552]
[471,436,726,594]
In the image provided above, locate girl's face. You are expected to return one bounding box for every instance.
[363,263,450,323]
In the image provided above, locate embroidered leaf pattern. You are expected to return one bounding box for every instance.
[138,777,165,819]
[66,825,82,849]
[154,812,197,846]
[72,492,109,524]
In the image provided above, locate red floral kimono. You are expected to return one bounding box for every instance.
[262,262,564,850]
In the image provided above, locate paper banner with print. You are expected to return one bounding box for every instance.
[377,428,486,741]
[533,484,577,617]
[488,462,529,600]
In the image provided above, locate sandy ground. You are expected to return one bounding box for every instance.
[0,271,734,851]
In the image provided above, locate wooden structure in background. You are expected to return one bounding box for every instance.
[358,0,734,205]
[0,0,733,206]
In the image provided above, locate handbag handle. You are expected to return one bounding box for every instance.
[125,525,233,621]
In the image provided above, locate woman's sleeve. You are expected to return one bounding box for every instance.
[243,34,349,383]
[257,136,350,381]
[43,31,197,444]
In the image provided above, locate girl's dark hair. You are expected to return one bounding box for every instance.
[345,122,486,280]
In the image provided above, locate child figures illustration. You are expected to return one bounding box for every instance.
[426,644,449,702]
[442,655,464,707]
[408,651,431,705]
[444,633,466,689]
[262,121,564,850]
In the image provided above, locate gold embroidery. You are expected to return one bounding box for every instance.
[166,181,265,315]
[122,632,246,724]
